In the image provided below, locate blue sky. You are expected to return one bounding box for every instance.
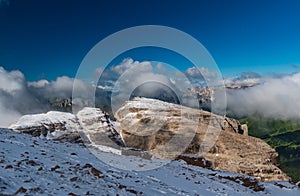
[0,0,300,81]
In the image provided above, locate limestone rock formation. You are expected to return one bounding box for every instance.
[115,97,290,182]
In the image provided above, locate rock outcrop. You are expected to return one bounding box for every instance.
[115,97,290,182]
[9,108,125,148]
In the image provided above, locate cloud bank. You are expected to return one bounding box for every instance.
[0,67,43,127]
[226,72,300,119]
[0,67,92,127]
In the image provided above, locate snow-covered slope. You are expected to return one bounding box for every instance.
[0,128,299,195]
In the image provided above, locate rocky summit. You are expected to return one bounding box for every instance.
[115,97,290,182]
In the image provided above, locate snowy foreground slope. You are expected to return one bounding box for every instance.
[0,129,299,195]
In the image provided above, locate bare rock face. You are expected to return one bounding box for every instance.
[115,97,290,182]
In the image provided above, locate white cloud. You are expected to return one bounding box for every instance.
[170,78,176,84]
[156,63,168,73]
[0,67,26,93]
[0,67,95,127]
[31,76,94,101]
[91,67,110,81]
[28,80,49,88]
[110,59,197,112]
[199,67,217,79]
[0,67,45,127]
[110,58,152,75]
[113,60,170,95]
[185,66,203,79]
[184,66,217,84]
[97,85,114,91]
[227,72,300,119]
[0,102,20,127]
